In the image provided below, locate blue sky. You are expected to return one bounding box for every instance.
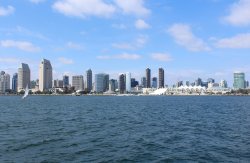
[0,0,250,86]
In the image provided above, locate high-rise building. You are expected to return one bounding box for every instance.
[39,59,52,91]
[53,79,63,88]
[63,75,69,87]
[152,77,157,88]
[86,69,92,92]
[177,81,183,87]
[131,78,139,87]
[245,81,249,88]
[146,68,151,88]
[159,68,164,88]
[119,73,126,94]
[12,73,18,92]
[18,63,30,92]
[141,77,146,88]
[195,78,202,86]
[109,79,116,92]
[126,72,131,92]
[186,81,190,86]
[0,71,10,93]
[95,73,109,93]
[207,78,215,83]
[72,75,84,91]
[233,72,245,89]
[219,80,228,88]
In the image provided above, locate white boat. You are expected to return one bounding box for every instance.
[22,85,29,99]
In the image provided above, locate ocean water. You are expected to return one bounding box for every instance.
[0,96,250,162]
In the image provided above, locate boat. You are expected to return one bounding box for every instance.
[22,85,29,99]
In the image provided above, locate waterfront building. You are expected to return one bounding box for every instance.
[131,78,139,87]
[186,81,190,86]
[195,78,202,86]
[141,77,146,88]
[176,81,183,87]
[63,75,69,87]
[233,72,245,89]
[207,78,215,83]
[72,75,84,91]
[30,80,36,89]
[245,81,249,88]
[95,73,109,93]
[219,80,228,88]
[109,79,116,92]
[146,68,151,88]
[159,68,164,88]
[53,79,63,88]
[39,59,52,91]
[119,73,126,94]
[126,72,131,93]
[0,71,10,93]
[86,69,92,92]
[12,73,18,92]
[152,77,157,88]
[18,63,30,92]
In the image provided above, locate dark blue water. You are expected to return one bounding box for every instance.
[0,96,250,162]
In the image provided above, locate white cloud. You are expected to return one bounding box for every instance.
[30,0,46,4]
[114,0,150,17]
[135,19,150,30]
[168,23,210,52]
[215,33,250,48]
[66,41,84,50]
[0,58,20,64]
[0,5,14,16]
[112,35,148,50]
[151,53,172,62]
[111,23,127,29]
[0,40,41,52]
[58,57,74,64]
[223,0,250,26]
[53,0,116,18]
[97,53,141,60]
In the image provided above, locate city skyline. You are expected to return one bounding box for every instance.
[1,0,250,85]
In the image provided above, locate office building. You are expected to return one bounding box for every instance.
[159,68,164,88]
[95,73,109,93]
[86,69,92,92]
[207,78,215,83]
[186,81,190,86]
[177,81,183,87]
[233,72,245,89]
[126,72,131,92]
[119,73,126,94]
[152,77,157,88]
[63,75,69,87]
[219,80,228,88]
[195,78,202,86]
[141,77,146,88]
[246,81,249,88]
[131,78,139,87]
[39,59,52,91]
[0,71,10,93]
[18,63,30,92]
[12,73,18,92]
[72,75,84,91]
[146,68,151,88]
[109,79,116,92]
[53,79,63,88]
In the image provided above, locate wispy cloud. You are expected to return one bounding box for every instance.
[66,41,84,50]
[215,33,250,48]
[0,5,15,16]
[97,53,141,60]
[135,19,150,30]
[30,0,46,4]
[114,0,150,17]
[112,35,148,50]
[223,0,250,26]
[58,57,74,64]
[168,23,210,52]
[151,53,172,62]
[0,40,41,52]
[111,23,127,29]
[53,0,116,18]
[0,58,20,64]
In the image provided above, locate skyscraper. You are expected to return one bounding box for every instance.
[72,75,84,91]
[63,75,69,87]
[141,77,146,88]
[18,63,30,92]
[220,80,228,88]
[0,71,10,93]
[146,68,151,88]
[95,73,109,93]
[39,59,52,91]
[12,73,18,92]
[159,68,164,88]
[119,73,126,94]
[109,79,116,92]
[152,77,157,88]
[126,72,131,92]
[233,72,245,89]
[86,69,92,92]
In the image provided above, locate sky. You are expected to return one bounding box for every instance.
[0,0,250,86]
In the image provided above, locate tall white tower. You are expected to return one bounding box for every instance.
[39,59,52,91]
[126,72,131,93]
[18,63,30,92]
